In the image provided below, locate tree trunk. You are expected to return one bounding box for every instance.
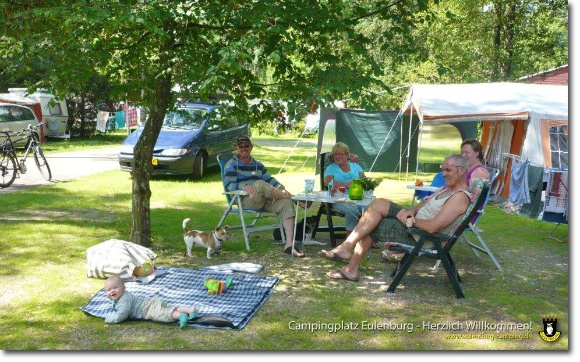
[491,0,502,81]
[491,0,517,81]
[129,31,175,246]
[502,3,516,78]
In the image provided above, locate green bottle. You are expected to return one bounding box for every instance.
[349,179,364,200]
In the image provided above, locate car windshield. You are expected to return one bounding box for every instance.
[163,108,208,129]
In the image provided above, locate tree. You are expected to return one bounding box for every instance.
[1,0,434,246]
[393,0,567,87]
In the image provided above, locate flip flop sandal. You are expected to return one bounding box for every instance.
[379,250,403,263]
[320,250,349,263]
[284,246,305,258]
[327,269,359,282]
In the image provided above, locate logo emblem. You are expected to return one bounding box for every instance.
[539,318,561,342]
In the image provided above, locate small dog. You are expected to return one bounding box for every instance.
[183,218,229,259]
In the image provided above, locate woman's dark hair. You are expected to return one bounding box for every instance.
[461,139,484,162]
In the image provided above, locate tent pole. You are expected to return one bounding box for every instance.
[399,111,403,180]
[405,106,415,182]
[415,114,423,179]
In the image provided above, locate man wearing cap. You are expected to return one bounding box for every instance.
[223,136,306,258]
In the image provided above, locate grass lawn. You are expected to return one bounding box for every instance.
[0,130,569,351]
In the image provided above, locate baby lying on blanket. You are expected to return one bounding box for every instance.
[104,275,197,328]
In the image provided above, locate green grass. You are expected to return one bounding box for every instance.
[0,131,569,351]
[39,130,129,153]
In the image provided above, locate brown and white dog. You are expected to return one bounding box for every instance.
[183,218,229,259]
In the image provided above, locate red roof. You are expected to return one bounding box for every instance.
[516,65,568,85]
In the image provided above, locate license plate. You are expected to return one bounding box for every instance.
[152,158,158,165]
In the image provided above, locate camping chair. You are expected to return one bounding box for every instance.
[542,169,568,243]
[386,178,490,298]
[412,172,444,206]
[311,152,346,247]
[216,154,285,252]
[460,166,503,270]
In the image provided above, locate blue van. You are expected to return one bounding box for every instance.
[118,102,249,179]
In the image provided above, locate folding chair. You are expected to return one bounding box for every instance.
[386,179,490,298]
[542,169,568,243]
[432,167,503,270]
[311,152,346,247]
[216,154,285,252]
[412,172,444,206]
[460,167,503,270]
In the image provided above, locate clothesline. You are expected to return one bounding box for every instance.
[502,153,542,167]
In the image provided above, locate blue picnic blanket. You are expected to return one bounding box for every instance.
[81,266,278,329]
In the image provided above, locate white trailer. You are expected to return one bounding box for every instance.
[7,88,69,138]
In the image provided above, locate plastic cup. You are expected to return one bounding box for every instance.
[304,179,315,194]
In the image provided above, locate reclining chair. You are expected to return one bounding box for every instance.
[461,167,503,270]
[311,152,346,247]
[433,166,503,271]
[216,154,285,252]
[386,178,490,298]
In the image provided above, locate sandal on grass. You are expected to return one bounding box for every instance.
[284,246,305,258]
[379,250,404,263]
[327,269,359,282]
[320,250,349,263]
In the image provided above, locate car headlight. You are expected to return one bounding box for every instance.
[160,148,188,156]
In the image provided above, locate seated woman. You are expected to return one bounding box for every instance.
[461,138,490,185]
[324,142,366,240]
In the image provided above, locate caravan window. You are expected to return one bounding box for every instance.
[0,105,35,123]
[11,106,35,121]
[549,124,568,169]
[47,102,63,116]
[0,106,9,123]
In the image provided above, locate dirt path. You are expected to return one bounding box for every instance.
[0,138,316,193]
[0,146,122,193]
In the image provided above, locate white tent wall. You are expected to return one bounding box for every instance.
[400,82,568,199]
[521,112,568,167]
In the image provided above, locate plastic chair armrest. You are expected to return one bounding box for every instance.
[223,190,248,196]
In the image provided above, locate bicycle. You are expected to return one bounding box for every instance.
[1,124,52,188]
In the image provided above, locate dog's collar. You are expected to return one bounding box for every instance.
[213,231,225,242]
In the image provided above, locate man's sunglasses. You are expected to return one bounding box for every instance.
[238,144,251,149]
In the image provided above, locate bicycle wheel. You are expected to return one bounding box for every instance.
[1,150,17,188]
[33,145,52,181]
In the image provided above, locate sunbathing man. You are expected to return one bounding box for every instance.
[223,136,307,257]
[321,154,471,281]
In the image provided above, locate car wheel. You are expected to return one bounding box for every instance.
[192,152,206,180]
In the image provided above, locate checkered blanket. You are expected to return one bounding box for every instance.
[81,267,278,329]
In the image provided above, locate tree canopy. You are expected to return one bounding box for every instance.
[1,0,437,245]
[0,0,567,245]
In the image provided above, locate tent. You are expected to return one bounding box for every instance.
[315,107,419,174]
[400,82,568,198]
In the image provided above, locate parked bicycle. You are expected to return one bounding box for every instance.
[1,124,52,188]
